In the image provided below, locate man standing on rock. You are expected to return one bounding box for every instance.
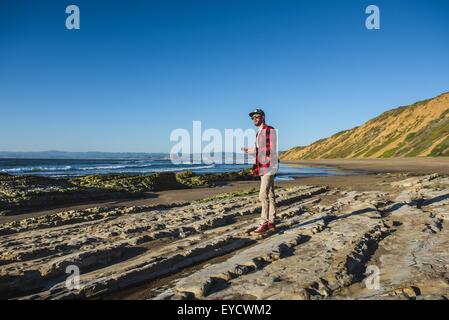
[242,108,279,235]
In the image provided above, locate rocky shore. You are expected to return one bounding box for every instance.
[0,172,448,300]
[0,169,255,216]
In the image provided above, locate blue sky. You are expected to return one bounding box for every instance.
[1,0,449,152]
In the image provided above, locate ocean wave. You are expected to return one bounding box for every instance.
[90,164,216,173]
[0,166,73,173]
[0,163,216,175]
[77,163,156,170]
[146,164,215,172]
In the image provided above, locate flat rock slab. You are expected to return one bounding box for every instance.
[1,175,448,300]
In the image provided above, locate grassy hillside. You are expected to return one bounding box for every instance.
[281,92,449,160]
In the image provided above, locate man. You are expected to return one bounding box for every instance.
[242,108,279,235]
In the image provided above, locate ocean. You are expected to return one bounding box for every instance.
[0,158,349,180]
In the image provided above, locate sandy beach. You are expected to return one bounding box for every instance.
[1,159,449,300]
[283,157,449,175]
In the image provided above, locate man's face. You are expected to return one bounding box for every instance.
[252,114,264,126]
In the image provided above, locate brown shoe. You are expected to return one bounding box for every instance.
[268,222,276,230]
[252,223,269,235]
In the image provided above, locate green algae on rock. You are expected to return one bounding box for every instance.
[0,169,255,215]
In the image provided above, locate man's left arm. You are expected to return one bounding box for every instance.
[269,128,278,172]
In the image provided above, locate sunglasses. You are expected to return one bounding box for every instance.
[252,115,262,119]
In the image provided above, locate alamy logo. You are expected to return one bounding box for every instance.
[365,5,381,30]
[65,265,80,290]
[66,5,80,30]
[169,121,278,165]
[365,265,380,290]
[170,121,256,164]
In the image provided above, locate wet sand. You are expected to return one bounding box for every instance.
[283,157,449,175]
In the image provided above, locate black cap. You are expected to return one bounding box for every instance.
[249,108,265,118]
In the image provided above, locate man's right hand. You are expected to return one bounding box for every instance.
[242,147,255,154]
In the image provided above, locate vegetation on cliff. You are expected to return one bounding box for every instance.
[281,92,449,160]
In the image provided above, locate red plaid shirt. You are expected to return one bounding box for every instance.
[252,124,278,176]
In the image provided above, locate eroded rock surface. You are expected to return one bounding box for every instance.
[1,175,448,300]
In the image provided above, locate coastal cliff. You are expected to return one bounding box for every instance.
[281,92,449,160]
